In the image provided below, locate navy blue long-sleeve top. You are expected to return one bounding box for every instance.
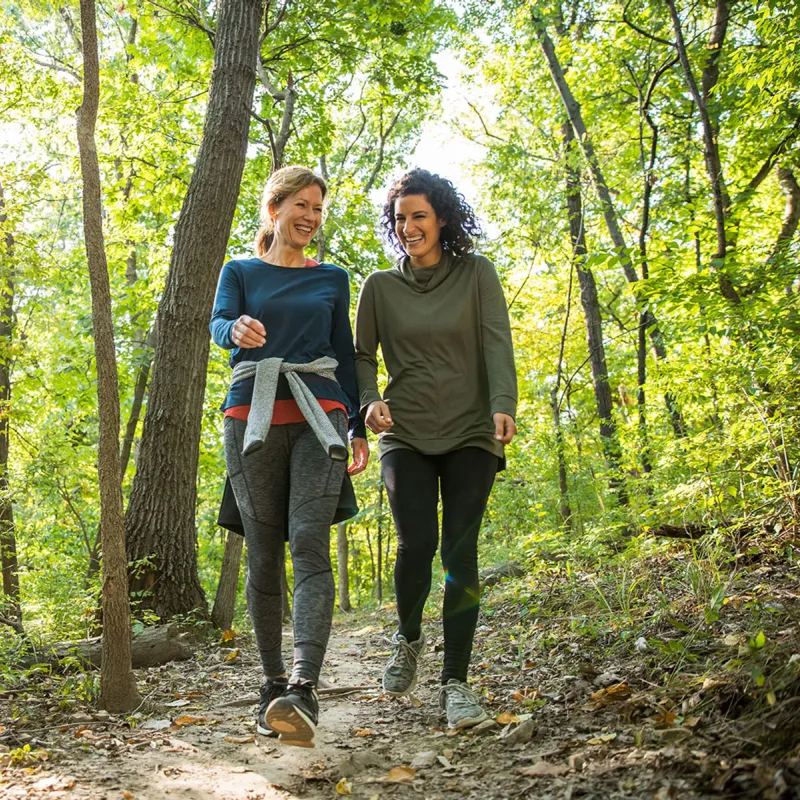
[210,257,366,440]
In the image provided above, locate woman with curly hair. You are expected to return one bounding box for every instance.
[354,169,517,729]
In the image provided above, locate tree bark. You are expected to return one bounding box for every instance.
[336,522,351,612]
[536,15,687,439]
[0,181,20,625]
[773,167,800,291]
[125,0,263,620]
[76,0,140,713]
[563,122,628,506]
[210,531,243,631]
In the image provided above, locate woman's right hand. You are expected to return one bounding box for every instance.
[365,400,393,433]
[231,315,266,348]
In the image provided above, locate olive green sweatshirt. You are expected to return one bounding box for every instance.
[354,250,517,461]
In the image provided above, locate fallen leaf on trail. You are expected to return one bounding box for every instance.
[30,777,75,791]
[586,733,617,745]
[173,715,206,726]
[73,727,93,738]
[141,718,171,731]
[229,767,252,773]
[701,677,728,691]
[518,761,570,777]
[354,728,376,737]
[408,693,423,708]
[382,766,416,783]
[496,712,520,725]
[683,716,702,730]
[221,629,236,642]
[224,735,255,744]
[512,688,540,702]
[336,778,352,795]
[165,699,191,708]
[223,648,240,662]
[654,710,678,729]
[410,751,438,769]
[122,792,134,799]
[586,683,631,709]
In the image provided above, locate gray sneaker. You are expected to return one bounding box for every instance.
[438,679,488,729]
[382,631,426,696]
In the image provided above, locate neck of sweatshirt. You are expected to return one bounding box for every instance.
[397,250,455,293]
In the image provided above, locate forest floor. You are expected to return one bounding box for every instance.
[2,534,800,800]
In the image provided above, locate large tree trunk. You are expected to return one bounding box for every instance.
[536,16,687,439]
[0,182,20,625]
[125,0,263,619]
[76,0,140,713]
[211,532,243,631]
[563,123,628,506]
[336,522,351,612]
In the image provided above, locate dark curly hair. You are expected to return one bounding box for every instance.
[381,169,482,257]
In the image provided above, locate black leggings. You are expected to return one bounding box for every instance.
[381,446,497,684]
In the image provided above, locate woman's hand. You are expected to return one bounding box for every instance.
[493,412,517,445]
[231,315,266,348]
[348,437,369,475]
[365,401,393,434]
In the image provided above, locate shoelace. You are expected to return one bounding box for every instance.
[438,681,478,707]
[384,636,420,668]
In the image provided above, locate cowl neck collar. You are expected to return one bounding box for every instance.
[396,250,455,293]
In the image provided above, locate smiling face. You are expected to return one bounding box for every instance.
[269,184,324,251]
[394,193,446,268]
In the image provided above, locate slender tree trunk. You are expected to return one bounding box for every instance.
[663,0,741,304]
[563,123,628,506]
[76,0,140,712]
[376,481,384,602]
[773,167,800,294]
[551,250,573,528]
[0,182,20,625]
[125,0,263,619]
[210,532,243,631]
[536,16,687,439]
[337,522,351,612]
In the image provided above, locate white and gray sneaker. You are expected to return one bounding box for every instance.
[438,679,488,729]
[382,631,426,696]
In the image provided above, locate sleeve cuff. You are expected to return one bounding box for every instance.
[491,396,517,419]
[358,390,383,416]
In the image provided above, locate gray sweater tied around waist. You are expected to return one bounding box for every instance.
[230,356,348,461]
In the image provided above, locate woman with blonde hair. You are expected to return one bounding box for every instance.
[210,166,368,747]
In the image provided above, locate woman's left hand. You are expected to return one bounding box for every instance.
[493,413,517,445]
[348,437,370,475]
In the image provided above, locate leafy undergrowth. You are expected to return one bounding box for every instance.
[1,528,799,799]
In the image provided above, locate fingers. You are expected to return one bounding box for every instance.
[347,438,369,475]
[365,401,393,434]
[494,413,517,445]
[232,315,266,348]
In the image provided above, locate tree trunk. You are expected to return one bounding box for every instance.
[211,532,243,631]
[551,245,573,528]
[0,181,20,625]
[76,0,140,713]
[563,122,628,506]
[536,16,687,439]
[774,167,800,292]
[336,522,351,612]
[376,481,384,602]
[124,0,263,619]
[663,0,740,304]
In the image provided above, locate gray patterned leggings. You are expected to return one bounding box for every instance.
[223,411,347,685]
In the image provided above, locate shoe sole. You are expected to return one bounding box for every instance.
[266,698,316,748]
[449,709,488,730]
